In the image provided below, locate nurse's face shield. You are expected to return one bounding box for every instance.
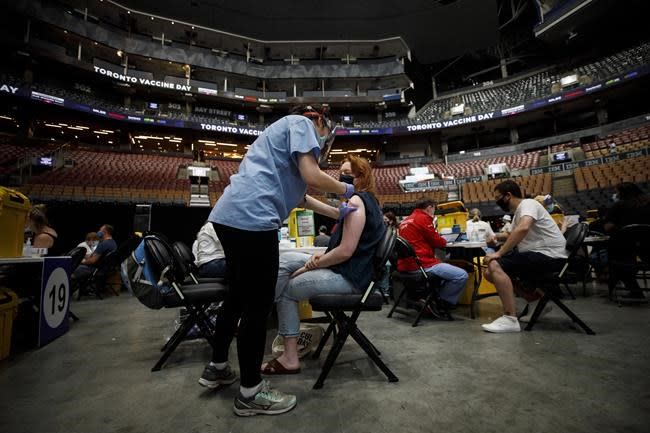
[319,123,337,165]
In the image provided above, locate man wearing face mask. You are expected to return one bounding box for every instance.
[482,180,567,333]
[71,224,117,283]
[200,105,354,416]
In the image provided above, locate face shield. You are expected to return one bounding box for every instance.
[318,125,337,166]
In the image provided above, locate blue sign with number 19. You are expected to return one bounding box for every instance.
[39,257,72,347]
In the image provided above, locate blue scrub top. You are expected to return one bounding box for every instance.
[209,115,322,231]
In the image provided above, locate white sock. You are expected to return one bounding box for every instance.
[209,361,227,370]
[504,315,518,321]
[240,382,263,399]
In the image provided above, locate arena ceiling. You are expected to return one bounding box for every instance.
[114,0,499,63]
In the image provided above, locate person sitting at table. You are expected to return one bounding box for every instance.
[466,208,497,249]
[482,180,568,333]
[261,155,385,374]
[192,221,227,278]
[313,225,331,247]
[28,204,59,255]
[603,182,650,299]
[500,215,512,233]
[71,224,117,284]
[77,232,98,258]
[397,200,469,312]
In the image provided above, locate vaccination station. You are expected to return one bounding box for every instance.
[0,0,649,431]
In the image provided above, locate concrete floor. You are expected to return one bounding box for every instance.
[1,285,649,433]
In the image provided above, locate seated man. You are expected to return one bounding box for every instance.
[192,221,227,278]
[71,224,118,283]
[260,155,385,374]
[397,200,469,311]
[482,180,568,333]
[313,225,331,247]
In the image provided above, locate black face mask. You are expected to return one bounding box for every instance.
[339,174,355,185]
[496,196,510,213]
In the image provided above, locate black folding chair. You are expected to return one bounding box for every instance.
[144,233,228,372]
[66,246,87,322]
[518,223,595,335]
[608,224,650,303]
[75,250,119,300]
[171,241,225,285]
[387,236,450,326]
[309,226,399,389]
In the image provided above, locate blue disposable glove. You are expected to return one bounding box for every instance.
[341,182,355,199]
[338,202,358,221]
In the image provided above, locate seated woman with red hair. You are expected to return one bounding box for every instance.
[262,155,386,374]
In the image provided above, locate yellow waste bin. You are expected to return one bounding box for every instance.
[0,186,31,258]
[0,289,18,360]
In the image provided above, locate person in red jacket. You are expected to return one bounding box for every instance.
[397,200,468,308]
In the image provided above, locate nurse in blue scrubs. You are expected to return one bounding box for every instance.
[199,105,354,416]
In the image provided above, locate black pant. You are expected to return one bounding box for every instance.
[211,223,279,388]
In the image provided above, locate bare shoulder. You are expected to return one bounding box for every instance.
[349,195,365,209]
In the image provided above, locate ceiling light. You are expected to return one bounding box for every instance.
[151,16,154,20]
[117,49,123,57]
[191,26,195,29]
[171,21,174,25]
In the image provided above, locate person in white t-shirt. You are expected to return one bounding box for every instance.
[500,215,512,233]
[192,222,227,278]
[77,232,98,258]
[481,180,568,333]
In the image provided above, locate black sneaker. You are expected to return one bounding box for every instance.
[233,380,297,417]
[198,364,238,389]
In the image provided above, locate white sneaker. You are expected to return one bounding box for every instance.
[481,315,521,333]
[519,301,552,323]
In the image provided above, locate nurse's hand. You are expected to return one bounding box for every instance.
[291,266,309,278]
[341,182,355,199]
[338,202,358,221]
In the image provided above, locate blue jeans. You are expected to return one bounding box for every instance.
[423,262,468,304]
[197,258,227,278]
[275,252,357,337]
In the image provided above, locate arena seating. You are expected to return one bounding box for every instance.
[20,149,192,205]
[6,41,648,133]
[428,152,540,178]
[0,140,58,175]
[358,41,650,128]
[462,173,552,205]
[574,155,650,191]
[582,124,650,158]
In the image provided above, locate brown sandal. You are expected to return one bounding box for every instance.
[261,358,301,375]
